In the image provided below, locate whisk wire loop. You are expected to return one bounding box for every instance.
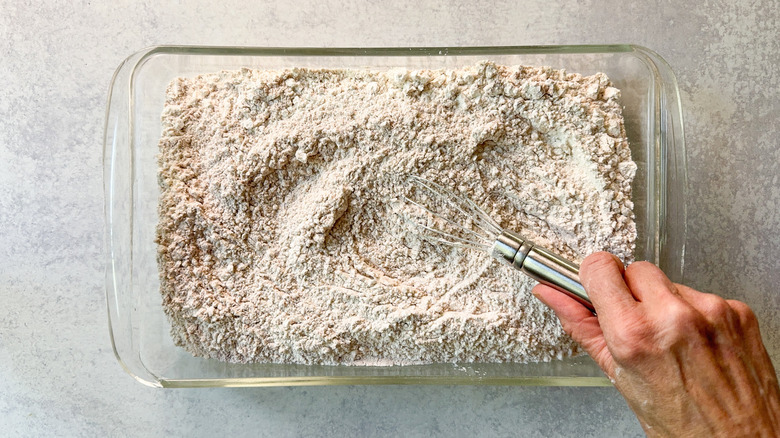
[406,175,501,244]
[400,193,491,245]
[403,217,491,252]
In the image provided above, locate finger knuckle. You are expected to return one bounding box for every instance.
[624,261,670,290]
[624,260,655,276]
[665,301,702,329]
[727,300,759,330]
[657,302,709,348]
[699,295,734,322]
[581,252,620,277]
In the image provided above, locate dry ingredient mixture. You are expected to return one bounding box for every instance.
[156,61,637,365]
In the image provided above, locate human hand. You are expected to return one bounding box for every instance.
[532,252,780,437]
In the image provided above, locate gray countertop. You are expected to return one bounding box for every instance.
[2,1,778,436]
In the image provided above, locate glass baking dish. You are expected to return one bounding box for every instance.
[103,45,686,387]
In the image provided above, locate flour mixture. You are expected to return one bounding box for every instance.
[156,61,637,365]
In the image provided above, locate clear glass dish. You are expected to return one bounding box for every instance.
[103,45,686,387]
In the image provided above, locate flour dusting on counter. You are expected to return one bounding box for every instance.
[156,62,636,365]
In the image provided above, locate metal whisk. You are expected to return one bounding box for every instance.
[399,175,593,311]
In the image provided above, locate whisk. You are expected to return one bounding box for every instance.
[399,175,593,312]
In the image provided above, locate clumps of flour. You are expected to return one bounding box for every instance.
[156,61,637,365]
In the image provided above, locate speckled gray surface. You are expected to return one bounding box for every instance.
[1,1,778,436]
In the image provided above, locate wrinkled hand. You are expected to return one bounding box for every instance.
[532,252,780,437]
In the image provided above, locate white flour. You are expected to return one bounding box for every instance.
[156,61,636,365]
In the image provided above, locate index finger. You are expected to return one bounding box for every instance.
[580,252,638,319]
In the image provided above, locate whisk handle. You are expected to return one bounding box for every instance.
[522,246,594,312]
[492,231,593,311]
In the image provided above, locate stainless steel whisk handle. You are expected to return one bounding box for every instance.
[492,231,594,312]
